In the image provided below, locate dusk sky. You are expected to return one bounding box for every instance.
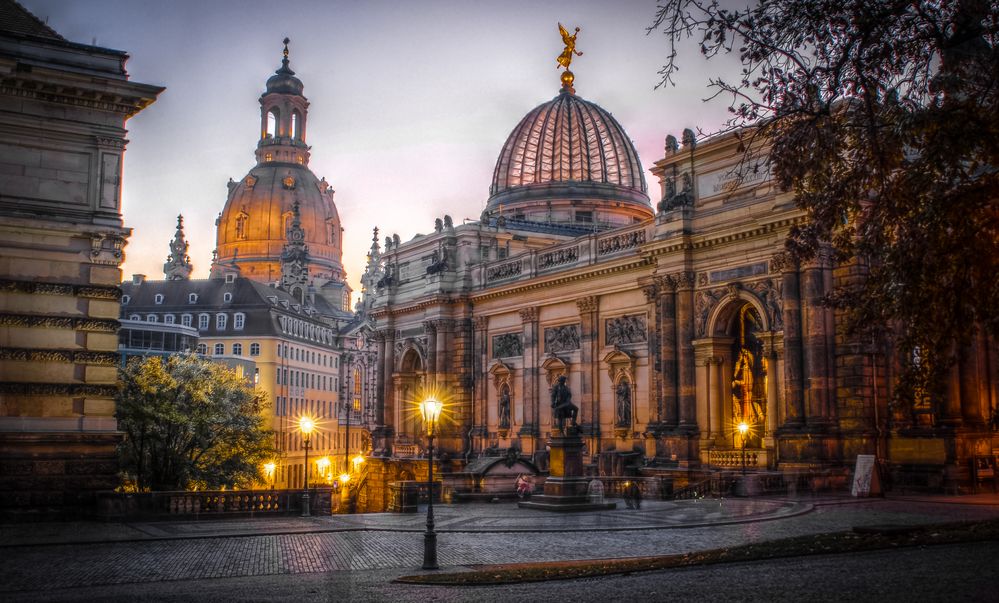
[23,0,739,302]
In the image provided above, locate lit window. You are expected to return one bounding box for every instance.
[198,314,209,330]
[234,313,245,330]
[233,343,243,356]
[250,343,260,356]
[265,153,273,162]
[214,343,224,355]
[164,314,175,324]
[216,314,227,330]
[226,273,236,283]
[181,314,192,327]
[146,314,158,323]
[154,294,164,305]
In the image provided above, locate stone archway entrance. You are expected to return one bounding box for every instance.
[393,348,426,455]
[694,294,779,470]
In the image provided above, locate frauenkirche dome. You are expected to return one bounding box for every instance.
[214,40,346,294]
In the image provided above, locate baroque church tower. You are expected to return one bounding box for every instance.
[212,39,351,313]
[163,215,193,280]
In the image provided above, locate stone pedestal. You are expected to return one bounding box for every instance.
[519,433,616,512]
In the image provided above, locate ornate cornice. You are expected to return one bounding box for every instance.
[0,278,120,300]
[473,258,650,303]
[0,79,156,117]
[0,348,118,366]
[0,382,118,397]
[0,313,119,332]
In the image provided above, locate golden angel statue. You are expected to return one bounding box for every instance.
[556,23,582,70]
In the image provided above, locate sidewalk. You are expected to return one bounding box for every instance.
[2,491,996,548]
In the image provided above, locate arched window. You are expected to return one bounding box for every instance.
[223,292,233,303]
[198,314,210,330]
[216,314,227,330]
[291,111,300,139]
[196,343,207,354]
[181,314,192,327]
[154,294,164,305]
[234,313,245,330]
[146,314,158,323]
[129,314,140,321]
[164,314,175,325]
[266,108,279,138]
[122,295,130,305]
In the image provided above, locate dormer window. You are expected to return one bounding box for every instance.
[223,292,233,303]
[216,313,227,330]
[198,314,209,330]
[226,273,236,284]
[121,295,130,305]
[189,293,198,304]
[234,313,245,330]
[154,294,164,305]
[164,314,175,324]
[129,314,140,321]
[146,314,158,323]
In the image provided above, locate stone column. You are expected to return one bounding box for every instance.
[378,327,396,451]
[423,320,438,377]
[519,307,540,449]
[657,275,678,427]
[960,334,984,426]
[435,319,451,388]
[576,296,600,443]
[641,281,661,425]
[801,256,830,426]
[775,253,804,426]
[673,271,697,431]
[473,316,489,441]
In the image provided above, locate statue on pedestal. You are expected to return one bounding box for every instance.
[550,375,578,434]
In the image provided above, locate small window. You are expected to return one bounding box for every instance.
[576,210,593,223]
[154,294,164,305]
[234,313,245,330]
[121,295,130,305]
[198,314,210,330]
[129,314,140,321]
[223,292,233,303]
[146,314,158,323]
[226,273,236,284]
[189,293,198,303]
[232,343,243,356]
[265,153,273,162]
[181,314,192,327]
[250,343,260,356]
[214,343,224,355]
[164,314,175,324]
[216,314,227,330]
[196,343,207,354]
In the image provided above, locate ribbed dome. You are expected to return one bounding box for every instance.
[487,89,650,222]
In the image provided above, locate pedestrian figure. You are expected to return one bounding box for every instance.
[516,474,533,499]
[628,480,642,510]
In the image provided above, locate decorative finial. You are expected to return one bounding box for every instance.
[372,226,379,244]
[279,37,291,72]
[556,23,582,94]
[283,37,290,59]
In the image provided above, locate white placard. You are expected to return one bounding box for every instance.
[851,454,876,497]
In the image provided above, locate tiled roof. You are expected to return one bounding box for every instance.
[0,0,65,41]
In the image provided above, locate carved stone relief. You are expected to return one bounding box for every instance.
[605,314,647,346]
[544,324,580,353]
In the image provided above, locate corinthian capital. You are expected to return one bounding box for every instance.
[576,296,598,314]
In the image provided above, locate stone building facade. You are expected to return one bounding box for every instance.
[0,1,162,518]
[355,67,998,500]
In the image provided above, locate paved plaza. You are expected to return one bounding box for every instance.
[2,493,998,601]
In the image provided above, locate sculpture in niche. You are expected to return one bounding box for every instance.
[235,211,249,240]
[615,379,631,427]
[498,386,511,429]
[731,305,767,440]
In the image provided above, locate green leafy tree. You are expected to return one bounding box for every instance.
[117,354,275,491]
[649,0,999,404]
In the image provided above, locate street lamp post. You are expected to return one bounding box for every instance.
[263,461,276,489]
[419,397,443,571]
[738,421,749,476]
[299,416,315,517]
